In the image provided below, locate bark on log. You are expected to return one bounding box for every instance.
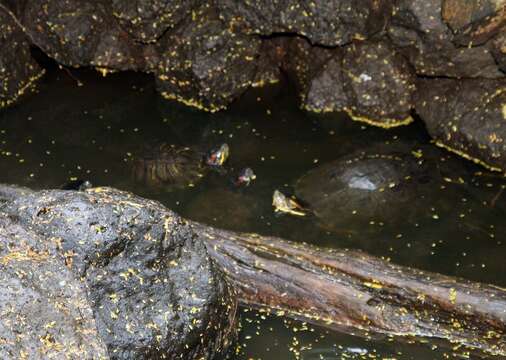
[195,223,506,357]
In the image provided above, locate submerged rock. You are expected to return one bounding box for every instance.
[415,78,506,172]
[1,187,237,359]
[0,7,44,109]
[217,0,392,47]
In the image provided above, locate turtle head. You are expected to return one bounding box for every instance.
[272,190,306,216]
[272,190,286,209]
[206,143,229,166]
[235,167,256,186]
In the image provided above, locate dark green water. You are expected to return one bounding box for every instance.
[1,69,505,359]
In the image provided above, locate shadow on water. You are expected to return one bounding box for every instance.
[1,68,505,359]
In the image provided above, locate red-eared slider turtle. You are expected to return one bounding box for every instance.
[272,189,307,216]
[61,179,93,191]
[234,167,257,187]
[290,143,468,234]
[132,143,229,190]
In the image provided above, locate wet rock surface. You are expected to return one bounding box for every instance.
[18,0,148,71]
[341,40,416,127]
[0,186,237,359]
[111,0,198,43]
[0,214,109,359]
[216,0,392,47]
[403,45,504,79]
[388,0,505,79]
[445,0,506,46]
[492,31,506,72]
[284,39,417,127]
[0,6,44,109]
[155,5,262,112]
[415,78,506,172]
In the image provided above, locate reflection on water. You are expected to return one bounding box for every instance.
[1,69,505,359]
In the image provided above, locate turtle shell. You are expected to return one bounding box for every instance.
[132,144,206,190]
[294,144,456,233]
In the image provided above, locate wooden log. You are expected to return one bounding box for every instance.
[194,222,506,357]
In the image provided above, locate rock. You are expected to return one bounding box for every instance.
[0,183,34,204]
[403,45,504,78]
[0,214,109,359]
[2,187,237,359]
[217,0,393,47]
[280,38,341,112]
[19,0,150,71]
[301,53,349,114]
[251,37,287,88]
[390,0,453,48]
[155,5,262,112]
[442,0,506,46]
[415,78,506,172]
[442,0,503,32]
[492,31,506,72]
[388,0,504,78]
[281,39,417,127]
[341,40,417,128]
[111,0,198,43]
[0,6,44,109]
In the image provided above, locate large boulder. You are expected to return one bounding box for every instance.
[0,7,44,109]
[18,0,150,71]
[340,40,417,128]
[155,5,262,112]
[217,0,393,47]
[0,214,109,359]
[281,39,417,128]
[1,186,237,359]
[415,78,506,172]
[111,0,199,43]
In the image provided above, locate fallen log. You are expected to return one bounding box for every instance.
[196,223,506,357]
[1,185,506,357]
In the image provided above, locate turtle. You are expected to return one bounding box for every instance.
[234,167,257,187]
[286,142,469,234]
[272,189,307,216]
[61,179,93,191]
[132,143,229,190]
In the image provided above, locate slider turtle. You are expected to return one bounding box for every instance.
[287,142,467,234]
[132,143,229,190]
